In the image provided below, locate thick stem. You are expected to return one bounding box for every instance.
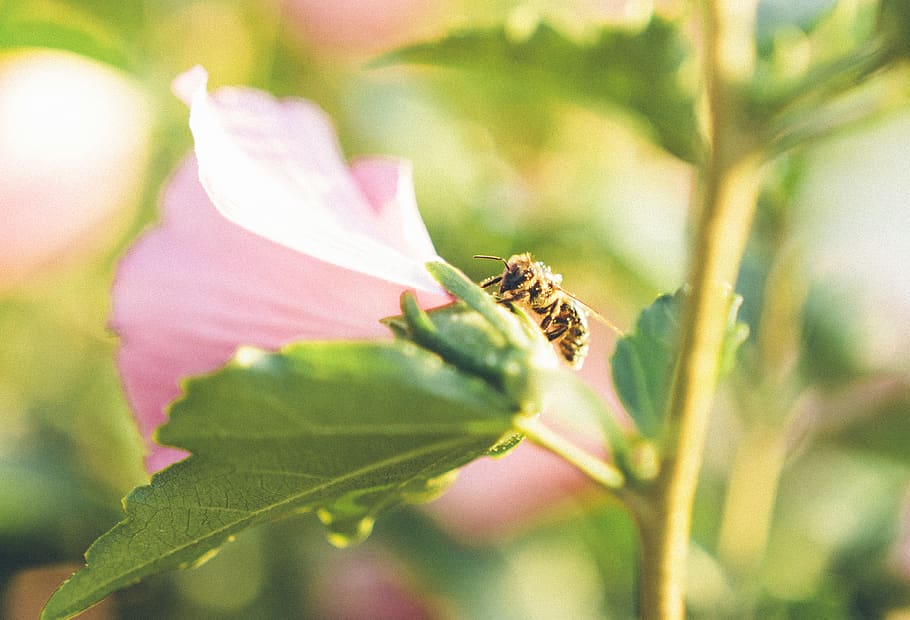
[635,2,765,617]
[637,155,763,619]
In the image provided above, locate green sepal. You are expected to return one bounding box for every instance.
[405,260,640,480]
[384,261,559,415]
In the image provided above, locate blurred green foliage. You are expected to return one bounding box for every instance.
[1,0,909,618]
[382,17,697,160]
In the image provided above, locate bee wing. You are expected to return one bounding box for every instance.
[172,66,443,293]
[558,287,624,336]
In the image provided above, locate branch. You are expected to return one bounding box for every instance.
[635,2,766,617]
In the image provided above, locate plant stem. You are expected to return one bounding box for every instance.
[634,2,766,618]
[512,415,625,489]
[716,424,786,581]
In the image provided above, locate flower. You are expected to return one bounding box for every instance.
[113,67,604,540]
[172,66,443,293]
[113,67,447,472]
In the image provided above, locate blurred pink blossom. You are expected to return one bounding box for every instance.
[0,49,150,290]
[283,0,440,55]
[311,550,442,619]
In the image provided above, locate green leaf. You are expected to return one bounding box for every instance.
[611,289,748,440]
[41,341,516,620]
[611,290,684,439]
[382,17,697,160]
[0,0,136,70]
[814,380,910,465]
[878,0,910,58]
[425,260,528,342]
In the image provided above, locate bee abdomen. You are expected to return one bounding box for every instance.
[560,322,590,368]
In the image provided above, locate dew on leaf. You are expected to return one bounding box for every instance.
[317,508,375,549]
[399,469,460,504]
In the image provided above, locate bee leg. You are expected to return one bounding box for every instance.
[479,275,502,289]
[544,324,568,342]
[499,290,529,305]
[538,301,561,330]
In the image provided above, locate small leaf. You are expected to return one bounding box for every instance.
[611,289,748,440]
[611,290,684,439]
[382,18,697,160]
[41,341,516,620]
[719,294,750,377]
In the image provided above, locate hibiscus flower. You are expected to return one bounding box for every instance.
[112,67,595,537]
[112,66,448,472]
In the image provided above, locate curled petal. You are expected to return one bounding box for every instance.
[112,156,448,471]
[172,66,443,293]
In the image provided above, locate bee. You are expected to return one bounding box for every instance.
[475,253,593,369]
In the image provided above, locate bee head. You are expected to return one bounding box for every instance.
[474,252,560,299]
[501,254,538,293]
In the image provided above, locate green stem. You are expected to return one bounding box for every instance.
[634,2,766,618]
[512,415,625,489]
[716,424,787,584]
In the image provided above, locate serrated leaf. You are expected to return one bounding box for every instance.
[382,18,697,160]
[42,341,516,620]
[611,289,748,440]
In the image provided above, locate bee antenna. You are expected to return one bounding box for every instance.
[473,254,508,267]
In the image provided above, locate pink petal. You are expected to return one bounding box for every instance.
[113,156,448,472]
[349,157,437,263]
[424,442,592,542]
[172,66,443,292]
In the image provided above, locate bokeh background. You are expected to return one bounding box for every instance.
[1,0,909,617]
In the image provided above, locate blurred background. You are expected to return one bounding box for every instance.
[1,0,908,617]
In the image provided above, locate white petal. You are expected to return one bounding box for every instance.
[173,66,443,293]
